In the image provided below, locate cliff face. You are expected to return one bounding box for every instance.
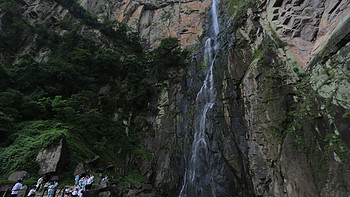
[145,0,350,195]
[149,0,350,195]
[224,0,350,196]
[2,0,350,196]
[78,0,211,49]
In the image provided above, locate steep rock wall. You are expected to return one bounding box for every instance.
[78,0,211,49]
[223,0,350,196]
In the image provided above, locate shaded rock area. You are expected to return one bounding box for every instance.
[36,136,68,175]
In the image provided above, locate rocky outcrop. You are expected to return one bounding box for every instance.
[78,0,211,49]
[267,0,350,68]
[36,136,68,175]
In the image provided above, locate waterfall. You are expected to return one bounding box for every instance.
[179,0,221,195]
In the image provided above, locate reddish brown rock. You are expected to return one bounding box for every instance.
[78,0,211,49]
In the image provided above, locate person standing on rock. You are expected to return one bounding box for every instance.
[101,175,108,181]
[27,187,36,197]
[47,183,55,197]
[75,174,80,185]
[64,186,70,197]
[43,181,50,193]
[71,188,78,197]
[86,174,94,190]
[10,180,22,197]
[53,180,59,188]
[80,176,88,191]
[36,176,43,190]
[78,188,83,197]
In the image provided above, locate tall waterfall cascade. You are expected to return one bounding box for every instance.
[179,0,221,195]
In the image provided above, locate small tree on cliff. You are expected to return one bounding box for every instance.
[150,37,188,80]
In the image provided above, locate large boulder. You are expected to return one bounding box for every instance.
[35,136,68,175]
[8,171,30,181]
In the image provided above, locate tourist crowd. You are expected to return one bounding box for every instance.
[10,173,108,197]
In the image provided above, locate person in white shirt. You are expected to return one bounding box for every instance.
[64,186,70,197]
[53,180,59,188]
[36,177,43,189]
[78,189,83,197]
[86,174,94,189]
[27,188,36,197]
[11,180,22,197]
[71,188,78,197]
[43,181,50,192]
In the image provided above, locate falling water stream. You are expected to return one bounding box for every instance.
[179,0,221,195]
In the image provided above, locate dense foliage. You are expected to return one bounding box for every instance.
[0,0,187,183]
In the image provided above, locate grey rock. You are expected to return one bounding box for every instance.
[36,137,68,175]
[8,171,30,181]
[127,189,138,197]
[142,184,152,191]
[99,191,111,197]
[96,180,108,190]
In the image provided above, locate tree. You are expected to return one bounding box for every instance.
[150,37,188,79]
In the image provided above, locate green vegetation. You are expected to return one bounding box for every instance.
[0,0,32,60]
[0,0,187,187]
[0,121,66,174]
[225,0,255,28]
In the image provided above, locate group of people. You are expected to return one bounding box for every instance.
[25,178,59,197]
[11,173,99,197]
[62,174,95,197]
